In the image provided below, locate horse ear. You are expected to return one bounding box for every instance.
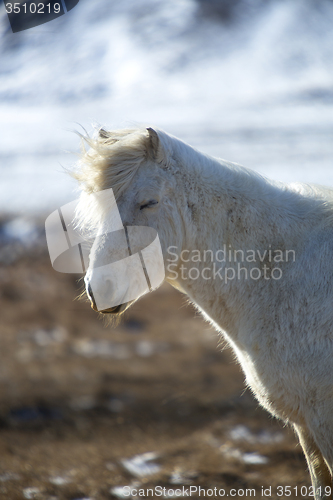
[98,128,109,139]
[98,128,119,145]
[146,127,163,162]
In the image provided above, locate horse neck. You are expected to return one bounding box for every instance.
[176,142,306,253]
[169,140,324,334]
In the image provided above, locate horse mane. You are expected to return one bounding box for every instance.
[72,127,151,199]
[72,126,333,236]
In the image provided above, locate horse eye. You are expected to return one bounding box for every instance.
[140,200,158,210]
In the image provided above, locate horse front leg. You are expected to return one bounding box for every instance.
[294,424,332,500]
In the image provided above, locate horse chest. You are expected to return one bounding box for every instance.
[232,342,302,421]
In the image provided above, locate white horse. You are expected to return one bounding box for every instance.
[74,127,333,498]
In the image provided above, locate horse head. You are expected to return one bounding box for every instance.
[74,127,187,315]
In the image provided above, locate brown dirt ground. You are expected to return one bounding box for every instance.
[0,238,311,500]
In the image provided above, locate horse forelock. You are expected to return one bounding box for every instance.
[72,127,162,235]
[73,127,150,198]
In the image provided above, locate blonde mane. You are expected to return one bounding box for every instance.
[72,126,333,236]
[73,127,151,199]
[72,127,158,235]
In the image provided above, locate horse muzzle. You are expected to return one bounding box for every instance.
[98,304,124,314]
[86,283,128,314]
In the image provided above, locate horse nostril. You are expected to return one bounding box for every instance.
[87,283,98,311]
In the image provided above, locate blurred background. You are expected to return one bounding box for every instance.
[1,0,333,213]
[0,0,333,498]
